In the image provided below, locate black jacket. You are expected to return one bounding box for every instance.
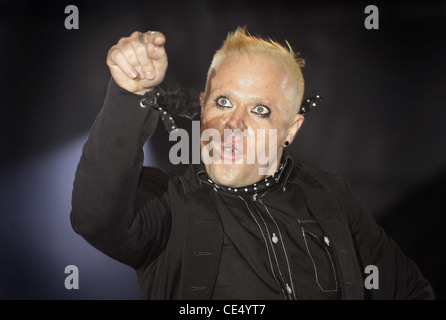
[71,79,435,299]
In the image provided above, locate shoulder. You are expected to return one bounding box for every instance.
[291,162,368,231]
[290,162,349,192]
[290,162,360,211]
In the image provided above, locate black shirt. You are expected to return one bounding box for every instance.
[207,171,340,300]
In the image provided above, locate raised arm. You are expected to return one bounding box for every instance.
[71,31,171,268]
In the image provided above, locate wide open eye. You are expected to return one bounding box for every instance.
[251,105,271,117]
[215,96,232,108]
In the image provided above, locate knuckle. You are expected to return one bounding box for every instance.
[107,45,115,55]
[135,42,147,53]
[126,51,137,63]
[117,36,128,46]
[142,64,154,71]
[108,46,120,59]
[120,45,137,62]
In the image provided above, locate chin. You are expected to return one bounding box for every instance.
[207,162,264,188]
[207,163,247,188]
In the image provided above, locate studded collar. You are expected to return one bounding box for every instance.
[194,151,294,195]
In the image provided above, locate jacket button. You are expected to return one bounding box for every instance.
[324,236,330,246]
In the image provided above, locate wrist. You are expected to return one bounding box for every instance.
[135,87,154,96]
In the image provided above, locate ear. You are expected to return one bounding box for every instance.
[285,114,304,145]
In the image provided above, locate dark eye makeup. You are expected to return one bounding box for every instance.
[214,95,271,118]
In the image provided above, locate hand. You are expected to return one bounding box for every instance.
[106,31,168,95]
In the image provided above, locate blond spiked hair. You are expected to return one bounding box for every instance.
[207,27,306,112]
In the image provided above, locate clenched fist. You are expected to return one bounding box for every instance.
[106,31,168,95]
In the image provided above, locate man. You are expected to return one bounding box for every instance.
[71,27,434,299]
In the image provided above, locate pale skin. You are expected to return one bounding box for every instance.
[107,31,304,187]
[106,31,168,95]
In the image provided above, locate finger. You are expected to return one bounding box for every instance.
[118,40,145,79]
[142,31,167,60]
[131,36,155,80]
[151,31,166,47]
[141,31,166,47]
[147,41,167,61]
[107,46,138,79]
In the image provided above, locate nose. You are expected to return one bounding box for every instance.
[225,106,247,132]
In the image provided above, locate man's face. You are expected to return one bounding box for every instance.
[200,53,304,188]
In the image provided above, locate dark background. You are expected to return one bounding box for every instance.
[0,0,445,299]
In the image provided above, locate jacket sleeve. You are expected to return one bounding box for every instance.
[70,78,171,269]
[323,171,435,300]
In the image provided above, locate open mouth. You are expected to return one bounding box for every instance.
[221,143,243,161]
